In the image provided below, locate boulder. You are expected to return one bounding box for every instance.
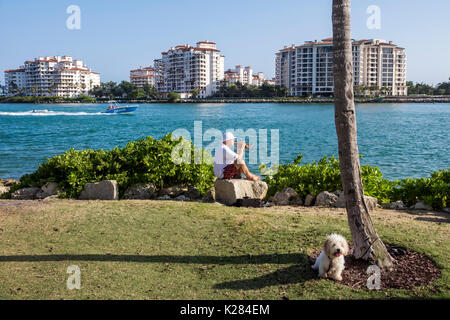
[3,179,19,187]
[11,187,40,200]
[333,190,378,211]
[79,180,119,200]
[41,182,58,195]
[334,191,346,208]
[202,188,215,203]
[175,195,189,201]
[0,185,10,196]
[304,194,315,206]
[272,187,302,206]
[36,182,59,199]
[443,207,450,213]
[159,185,188,197]
[185,186,202,200]
[389,200,406,210]
[364,196,379,211]
[413,200,433,211]
[214,179,268,205]
[123,183,157,199]
[315,191,338,207]
[157,195,171,200]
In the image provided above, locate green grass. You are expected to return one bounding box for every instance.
[0,200,448,299]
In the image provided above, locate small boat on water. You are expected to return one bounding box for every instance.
[103,101,138,114]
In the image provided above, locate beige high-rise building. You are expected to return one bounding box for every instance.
[130,66,156,88]
[154,41,225,98]
[275,38,407,96]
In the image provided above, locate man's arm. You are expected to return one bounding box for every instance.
[236,141,246,163]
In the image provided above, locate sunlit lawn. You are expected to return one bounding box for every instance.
[0,199,448,299]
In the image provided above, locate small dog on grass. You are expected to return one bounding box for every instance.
[312,233,349,281]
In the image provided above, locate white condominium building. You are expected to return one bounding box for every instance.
[252,72,270,86]
[4,56,100,97]
[155,41,224,98]
[275,38,407,96]
[224,65,253,85]
[223,66,270,87]
[130,66,156,88]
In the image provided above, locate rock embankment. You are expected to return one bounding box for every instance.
[3,178,447,213]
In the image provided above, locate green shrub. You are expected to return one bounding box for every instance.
[260,155,450,209]
[390,169,449,209]
[261,154,393,202]
[18,134,215,198]
[167,92,180,102]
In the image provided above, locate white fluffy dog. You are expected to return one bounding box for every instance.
[312,233,349,281]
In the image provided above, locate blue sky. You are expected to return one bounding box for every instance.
[1,0,449,85]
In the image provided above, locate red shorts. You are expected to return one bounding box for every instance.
[223,164,240,179]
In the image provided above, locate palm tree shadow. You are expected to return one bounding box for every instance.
[213,254,316,290]
[0,253,304,264]
[0,252,317,290]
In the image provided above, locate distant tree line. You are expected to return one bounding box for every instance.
[89,81,158,100]
[406,81,450,95]
[2,79,450,99]
[211,82,289,98]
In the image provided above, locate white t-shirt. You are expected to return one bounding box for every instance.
[213,144,238,178]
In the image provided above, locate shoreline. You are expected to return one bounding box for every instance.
[1,96,450,104]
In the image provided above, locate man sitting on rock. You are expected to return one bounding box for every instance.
[213,132,260,181]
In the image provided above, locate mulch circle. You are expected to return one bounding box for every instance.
[309,244,441,290]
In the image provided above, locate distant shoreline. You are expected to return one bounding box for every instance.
[1,96,449,104]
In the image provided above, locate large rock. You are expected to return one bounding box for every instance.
[41,182,58,195]
[315,191,338,207]
[123,183,157,199]
[3,179,19,187]
[413,200,433,211]
[79,180,119,200]
[11,187,40,200]
[334,191,346,208]
[214,179,268,205]
[272,187,302,206]
[0,185,10,196]
[185,186,202,200]
[333,190,378,211]
[159,185,188,197]
[175,195,190,201]
[36,182,59,199]
[202,188,215,203]
[304,194,315,206]
[388,200,406,210]
[364,196,379,211]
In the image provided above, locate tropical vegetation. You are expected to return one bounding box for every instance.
[4,134,448,210]
[261,155,449,209]
[15,134,215,198]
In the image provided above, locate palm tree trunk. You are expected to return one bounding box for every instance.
[332,0,393,269]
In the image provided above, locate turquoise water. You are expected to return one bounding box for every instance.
[0,103,449,180]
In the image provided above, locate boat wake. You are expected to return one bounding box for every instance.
[0,109,113,116]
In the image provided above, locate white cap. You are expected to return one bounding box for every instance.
[222,131,235,142]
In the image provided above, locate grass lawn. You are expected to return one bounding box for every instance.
[0,199,448,300]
